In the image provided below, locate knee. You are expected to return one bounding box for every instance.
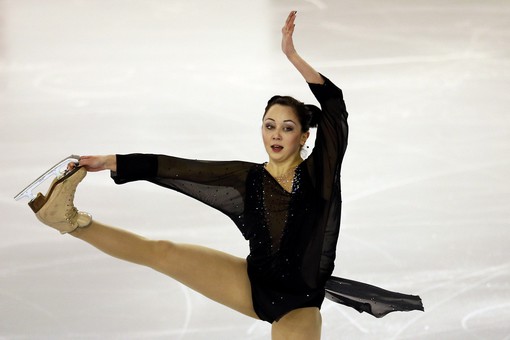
[150,240,177,272]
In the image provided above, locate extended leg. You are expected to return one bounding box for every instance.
[70,222,258,319]
[22,163,258,319]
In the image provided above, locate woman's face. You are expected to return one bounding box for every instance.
[262,104,309,164]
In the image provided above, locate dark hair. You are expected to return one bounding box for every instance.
[263,95,321,132]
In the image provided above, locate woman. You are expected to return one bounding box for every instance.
[22,11,423,339]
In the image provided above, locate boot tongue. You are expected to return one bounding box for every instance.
[76,212,93,229]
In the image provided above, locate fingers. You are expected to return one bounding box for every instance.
[286,10,297,25]
[78,155,102,172]
[67,162,77,171]
[78,155,92,168]
[283,10,297,33]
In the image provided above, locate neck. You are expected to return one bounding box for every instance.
[265,158,302,177]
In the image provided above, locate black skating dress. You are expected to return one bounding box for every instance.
[111,75,424,323]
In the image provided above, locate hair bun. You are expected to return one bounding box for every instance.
[304,104,321,128]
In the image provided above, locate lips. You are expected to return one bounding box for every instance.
[271,145,283,152]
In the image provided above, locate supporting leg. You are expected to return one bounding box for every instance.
[271,307,322,340]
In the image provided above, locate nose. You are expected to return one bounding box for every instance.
[272,130,282,140]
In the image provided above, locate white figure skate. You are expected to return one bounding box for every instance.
[15,155,92,233]
[14,155,82,202]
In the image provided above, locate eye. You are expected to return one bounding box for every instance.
[283,126,294,132]
[265,123,275,130]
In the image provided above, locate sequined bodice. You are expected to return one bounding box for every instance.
[262,170,292,252]
[243,162,321,285]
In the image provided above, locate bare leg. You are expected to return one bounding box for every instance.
[271,307,322,340]
[25,159,258,319]
[70,221,258,319]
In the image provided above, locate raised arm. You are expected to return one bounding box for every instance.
[281,11,324,85]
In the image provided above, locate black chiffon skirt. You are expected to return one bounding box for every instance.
[325,276,424,317]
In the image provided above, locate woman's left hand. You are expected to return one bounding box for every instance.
[281,11,298,58]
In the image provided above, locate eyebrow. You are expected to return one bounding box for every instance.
[264,118,297,124]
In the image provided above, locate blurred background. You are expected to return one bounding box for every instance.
[1,0,509,338]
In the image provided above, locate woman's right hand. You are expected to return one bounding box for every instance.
[79,155,117,172]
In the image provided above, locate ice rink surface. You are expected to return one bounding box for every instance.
[1,0,509,339]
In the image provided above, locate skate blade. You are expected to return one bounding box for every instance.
[14,154,81,201]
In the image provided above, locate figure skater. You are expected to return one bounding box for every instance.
[18,11,423,339]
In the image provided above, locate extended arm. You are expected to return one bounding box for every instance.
[282,11,324,85]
